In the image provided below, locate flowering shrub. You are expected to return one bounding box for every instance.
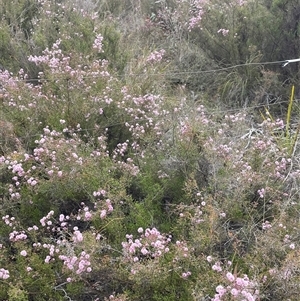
[146,49,166,64]
[1,0,300,300]
[209,261,260,301]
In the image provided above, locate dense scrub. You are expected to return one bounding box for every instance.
[1,0,300,300]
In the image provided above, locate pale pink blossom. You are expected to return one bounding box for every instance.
[0,268,10,279]
[217,28,229,36]
[20,250,27,256]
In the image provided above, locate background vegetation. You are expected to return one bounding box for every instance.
[1,0,300,300]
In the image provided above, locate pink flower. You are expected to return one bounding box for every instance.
[262,221,272,230]
[146,49,166,64]
[182,271,191,279]
[141,247,148,255]
[216,285,227,297]
[93,34,104,53]
[258,188,265,198]
[212,262,222,272]
[100,209,107,219]
[217,28,229,36]
[207,255,213,262]
[73,230,83,243]
[45,255,51,263]
[226,272,235,282]
[20,250,27,256]
[289,243,295,249]
[84,211,92,220]
[0,268,10,279]
[59,214,65,222]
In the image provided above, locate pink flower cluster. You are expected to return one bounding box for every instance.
[93,189,107,197]
[40,210,55,227]
[59,251,92,275]
[2,215,15,227]
[274,157,290,179]
[28,39,67,72]
[72,227,84,243]
[99,199,113,219]
[212,272,260,301]
[257,188,265,198]
[0,268,10,279]
[182,271,192,279]
[74,202,94,222]
[9,230,28,242]
[43,243,59,263]
[188,0,206,30]
[174,240,190,259]
[262,221,272,230]
[10,162,25,176]
[238,0,247,5]
[146,49,166,64]
[93,34,104,53]
[119,91,167,150]
[113,141,129,159]
[0,69,18,92]
[122,227,171,263]
[28,37,110,86]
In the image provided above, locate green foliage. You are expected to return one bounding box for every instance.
[0,0,38,38]
[0,23,13,69]
[132,272,192,301]
[100,24,129,72]
[0,0,39,73]
[8,287,28,301]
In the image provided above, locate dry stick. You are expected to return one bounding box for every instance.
[286,85,294,139]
